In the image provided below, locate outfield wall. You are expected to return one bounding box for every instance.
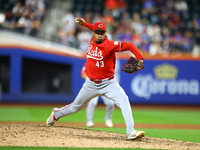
[1,45,200,105]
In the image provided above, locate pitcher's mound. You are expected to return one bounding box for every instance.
[0,124,199,149]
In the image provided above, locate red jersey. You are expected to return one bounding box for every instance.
[84,22,144,80]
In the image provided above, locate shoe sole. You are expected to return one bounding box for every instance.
[46,119,55,127]
[136,132,145,138]
[46,123,54,127]
[127,132,145,140]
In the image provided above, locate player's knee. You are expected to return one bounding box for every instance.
[119,95,129,101]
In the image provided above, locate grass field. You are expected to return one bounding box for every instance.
[0,104,200,150]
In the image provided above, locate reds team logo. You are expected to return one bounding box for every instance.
[86,45,103,60]
[98,24,103,28]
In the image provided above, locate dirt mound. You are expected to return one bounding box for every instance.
[0,124,199,149]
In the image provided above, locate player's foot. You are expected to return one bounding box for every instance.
[86,121,94,127]
[105,119,113,127]
[46,111,57,127]
[127,130,145,140]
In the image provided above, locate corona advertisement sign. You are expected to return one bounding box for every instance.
[120,60,200,105]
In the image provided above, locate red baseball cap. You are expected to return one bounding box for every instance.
[93,22,106,32]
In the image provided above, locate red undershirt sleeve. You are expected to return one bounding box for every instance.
[83,22,93,31]
[121,42,144,60]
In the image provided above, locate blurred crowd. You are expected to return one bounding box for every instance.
[58,0,200,56]
[0,0,200,56]
[0,0,50,36]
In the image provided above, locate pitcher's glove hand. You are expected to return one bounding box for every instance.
[122,56,144,74]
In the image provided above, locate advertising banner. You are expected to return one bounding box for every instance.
[120,60,200,105]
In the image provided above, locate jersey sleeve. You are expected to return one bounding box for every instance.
[83,22,93,31]
[106,41,122,52]
[121,42,144,60]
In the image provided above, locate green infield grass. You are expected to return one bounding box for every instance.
[0,106,199,125]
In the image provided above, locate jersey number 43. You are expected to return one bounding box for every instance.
[96,61,104,68]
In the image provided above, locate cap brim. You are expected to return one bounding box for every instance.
[93,29,106,32]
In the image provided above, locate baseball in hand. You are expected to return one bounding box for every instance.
[75,18,79,23]
[75,17,85,25]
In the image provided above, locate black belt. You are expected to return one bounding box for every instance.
[90,76,114,84]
